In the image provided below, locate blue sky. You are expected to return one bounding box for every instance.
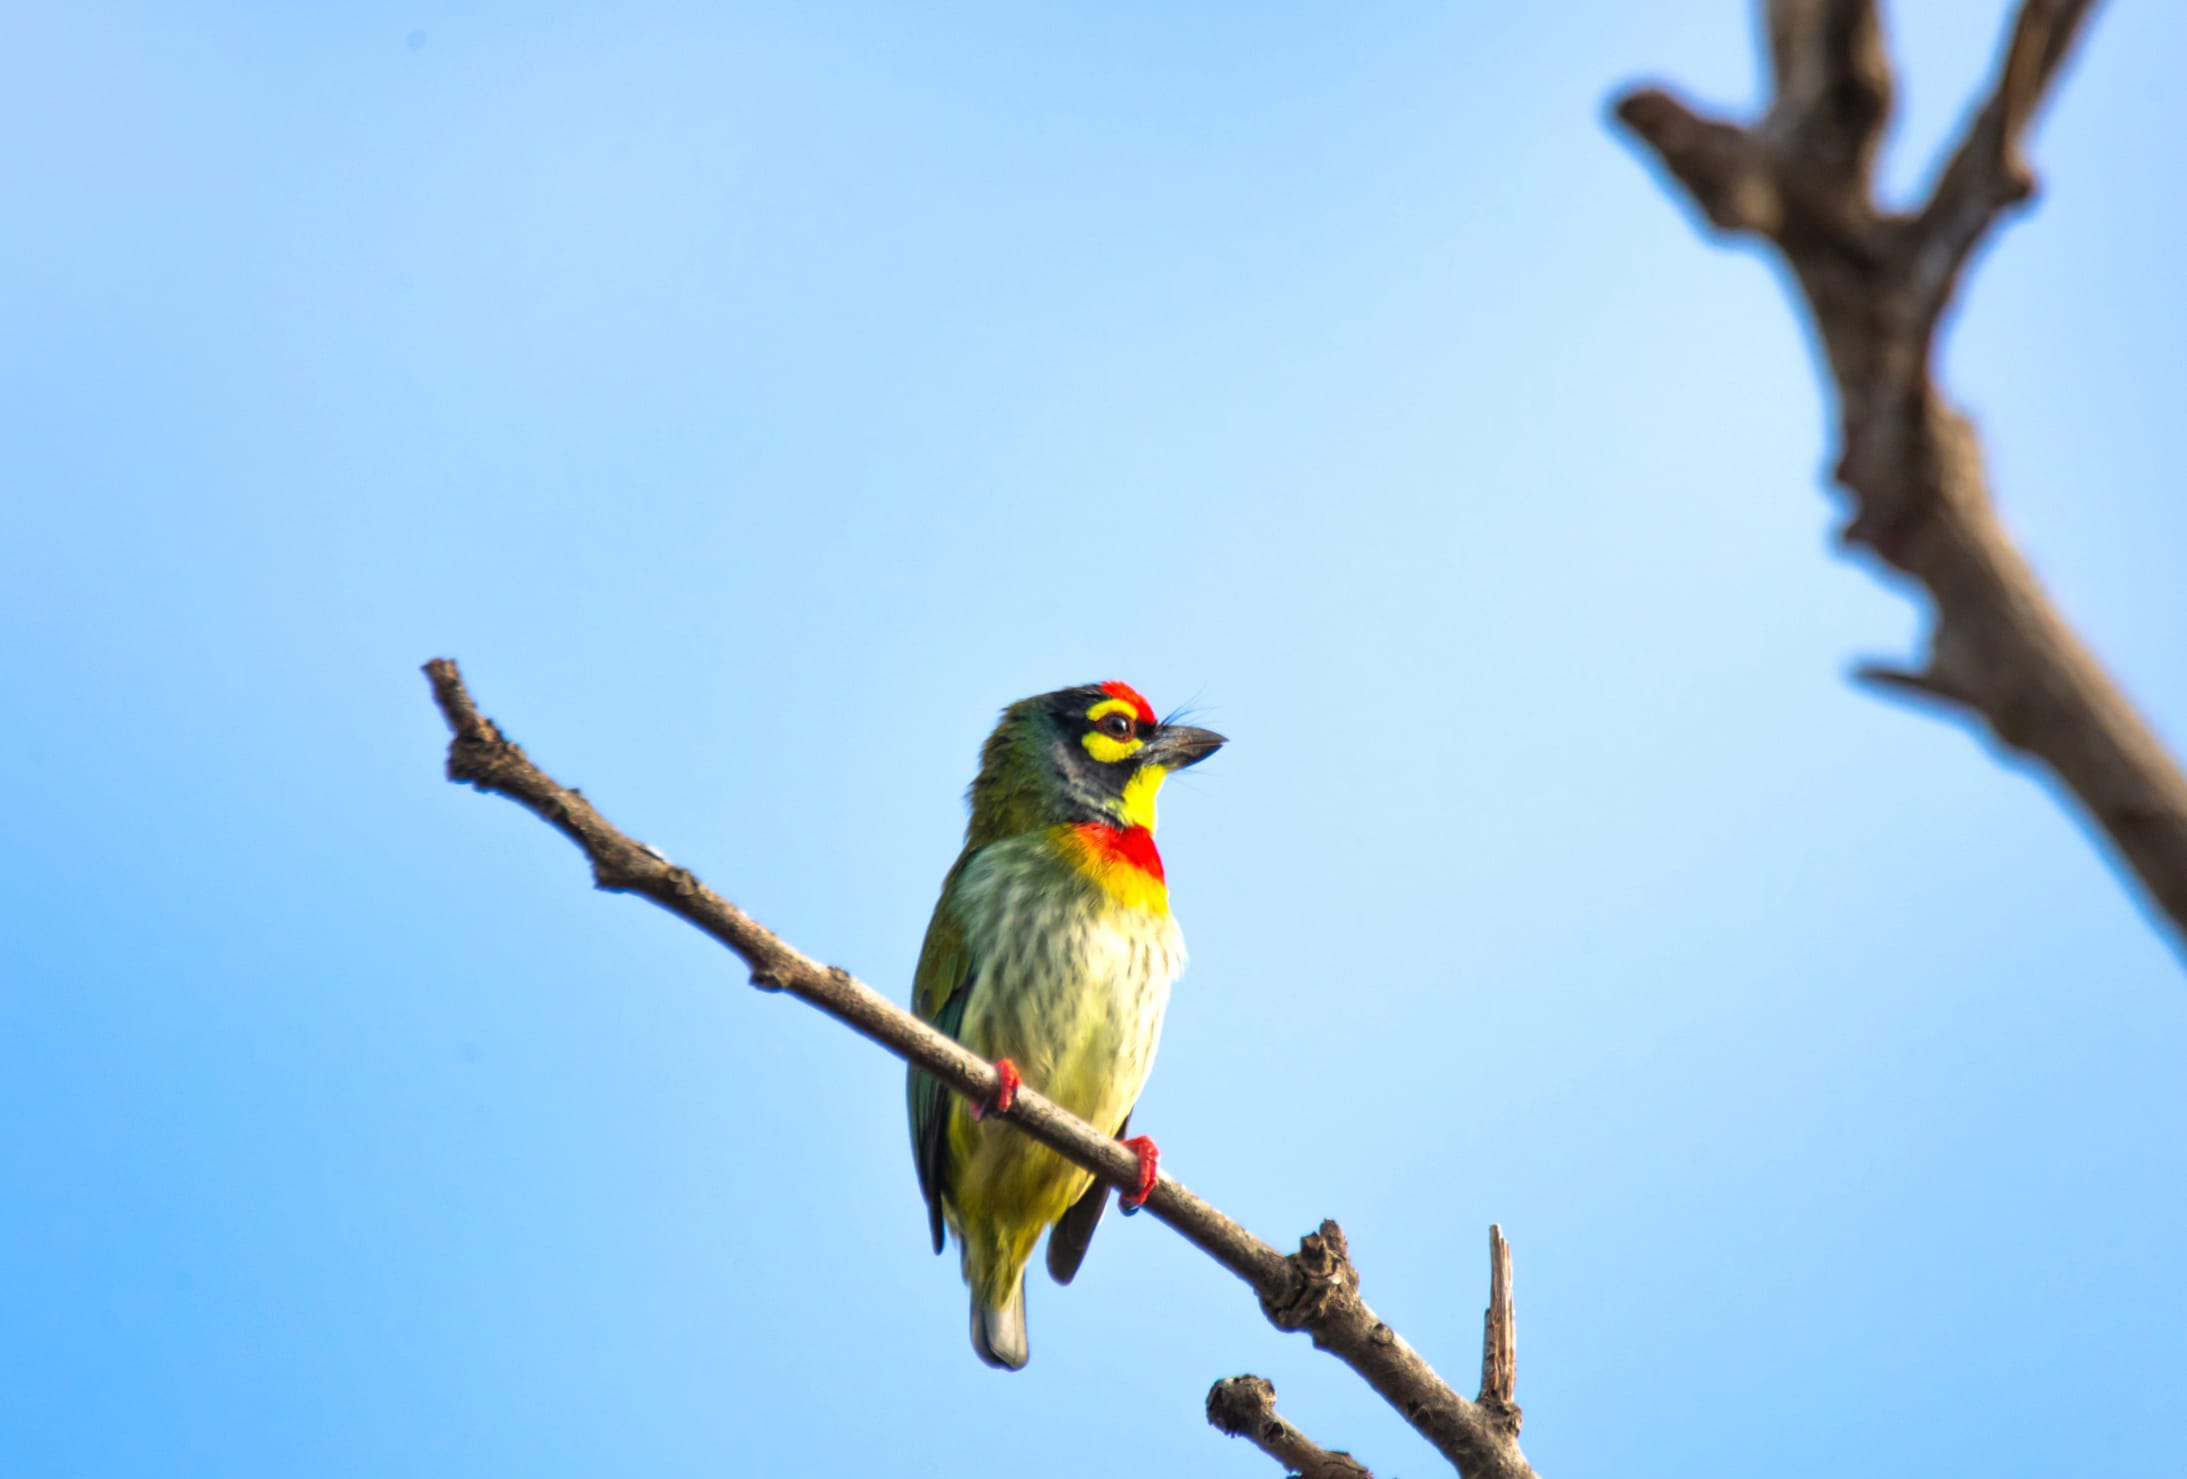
[5,2,2185,1475]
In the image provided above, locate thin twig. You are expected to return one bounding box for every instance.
[1208,1375,1377,1479]
[1613,0,2187,957]
[1479,1225,1517,1420]
[421,657,1537,1479]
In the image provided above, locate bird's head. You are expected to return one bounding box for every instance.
[966,681,1225,844]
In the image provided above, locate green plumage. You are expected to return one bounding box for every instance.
[906,684,1223,1370]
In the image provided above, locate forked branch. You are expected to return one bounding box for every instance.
[1616,0,2187,955]
[1211,1227,1523,1479]
[422,658,1536,1479]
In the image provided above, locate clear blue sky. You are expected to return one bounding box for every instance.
[6,3,2184,1475]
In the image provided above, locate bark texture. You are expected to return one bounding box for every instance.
[1616,0,2187,955]
[423,658,1534,1479]
[1479,1224,1518,1425]
[1208,1375,1378,1479]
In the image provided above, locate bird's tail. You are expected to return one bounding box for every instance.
[969,1284,1029,1370]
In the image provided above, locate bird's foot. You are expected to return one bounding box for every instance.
[969,1057,1020,1121]
[1119,1135,1160,1214]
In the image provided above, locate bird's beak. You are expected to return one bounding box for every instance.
[1140,724,1225,771]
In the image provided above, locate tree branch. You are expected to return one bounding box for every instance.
[1478,1224,1518,1420]
[421,657,1537,1479]
[1208,1375,1377,1479]
[1613,1,2187,956]
[1911,0,2101,343]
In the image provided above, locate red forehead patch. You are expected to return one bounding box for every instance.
[1100,681,1155,724]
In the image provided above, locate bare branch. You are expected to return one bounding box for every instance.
[1479,1225,1517,1418]
[1615,89,1781,237]
[1910,0,2101,337]
[1613,3,2187,956]
[422,658,1538,1479]
[1761,0,1891,198]
[1850,661,1978,711]
[1208,1376,1377,1479]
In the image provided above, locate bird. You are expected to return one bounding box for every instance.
[907,681,1224,1370]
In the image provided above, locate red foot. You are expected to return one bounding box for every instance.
[1119,1134,1160,1214]
[970,1057,1020,1121]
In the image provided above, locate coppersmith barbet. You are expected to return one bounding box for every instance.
[906,682,1223,1369]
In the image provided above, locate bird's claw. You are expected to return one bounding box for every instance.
[970,1057,1020,1121]
[1119,1135,1159,1214]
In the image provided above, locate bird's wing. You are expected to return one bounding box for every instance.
[1045,1109,1127,1285]
[908,877,976,1255]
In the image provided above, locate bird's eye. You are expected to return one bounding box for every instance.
[1098,712,1134,740]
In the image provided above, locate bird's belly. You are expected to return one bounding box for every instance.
[948,899,1182,1246]
[968,903,1177,1127]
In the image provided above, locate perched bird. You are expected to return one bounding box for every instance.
[907,681,1224,1370]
